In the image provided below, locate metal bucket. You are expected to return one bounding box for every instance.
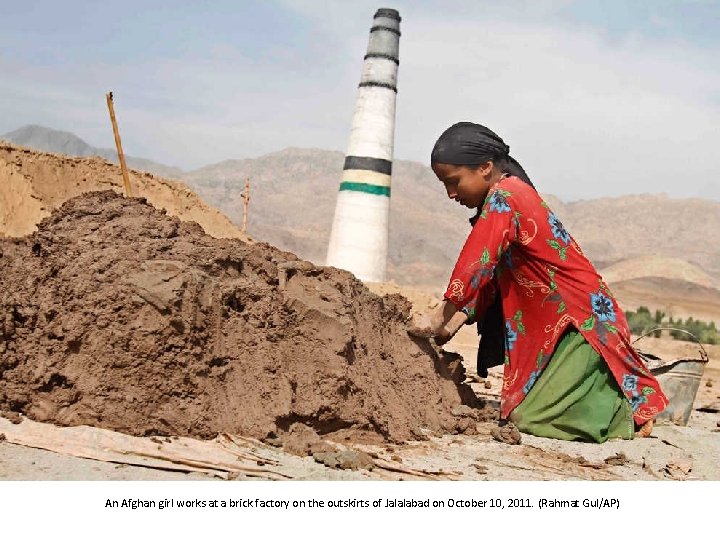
[649,357,708,426]
[635,327,710,426]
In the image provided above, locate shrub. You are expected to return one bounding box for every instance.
[626,307,718,344]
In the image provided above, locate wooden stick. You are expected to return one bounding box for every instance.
[241,177,250,233]
[105,91,133,197]
[372,459,461,479]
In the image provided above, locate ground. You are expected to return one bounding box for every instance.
[2,285,717,481]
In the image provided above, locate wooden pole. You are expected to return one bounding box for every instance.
[241,177,250,233]
[105,92,133,197]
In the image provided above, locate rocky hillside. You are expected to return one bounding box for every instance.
[184,149,720,286]
[4,125,719,288]
[2,125,183,178]
[184,148,470,285]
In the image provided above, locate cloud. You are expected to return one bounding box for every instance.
[393,15,720,199]
[278,1,720,199]
[1,1,718,200]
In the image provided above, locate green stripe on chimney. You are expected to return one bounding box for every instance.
[339,182,391,197]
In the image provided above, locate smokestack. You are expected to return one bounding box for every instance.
[326,8,401,282]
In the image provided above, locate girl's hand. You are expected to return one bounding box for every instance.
[407,312,434,338]
[406,301,467,344]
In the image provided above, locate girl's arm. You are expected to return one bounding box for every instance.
[407,299,467,344]
[432,300,468,344]
[444,187,518,315]
[408,183,521,343]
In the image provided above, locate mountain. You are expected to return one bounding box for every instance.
[545,194,720,277]
[184,149,720,287]
[600,256,718,290]
[610,277,720,325]
[183,148,473,285]
[4,125,720,288]
[1,125,184,179]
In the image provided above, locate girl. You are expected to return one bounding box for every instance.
[410,122,666,442]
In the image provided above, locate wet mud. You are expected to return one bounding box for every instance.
[0,191,488,444]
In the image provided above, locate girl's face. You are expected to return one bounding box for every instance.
[432,162,495,209]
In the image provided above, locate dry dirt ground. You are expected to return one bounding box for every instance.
[2,285,717,481]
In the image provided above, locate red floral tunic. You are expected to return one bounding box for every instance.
[444,176,668,424]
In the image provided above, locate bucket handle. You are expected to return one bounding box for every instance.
[632,327,709,362]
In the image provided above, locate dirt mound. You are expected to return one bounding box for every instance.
[601,256,719,290]
[0,191,485,443]
[611,277,720,326]
[0,143,246,241]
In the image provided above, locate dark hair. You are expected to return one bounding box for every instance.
[431,122,534,188]
[495,155,532,187]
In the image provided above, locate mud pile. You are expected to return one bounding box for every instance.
[0,191,486,443]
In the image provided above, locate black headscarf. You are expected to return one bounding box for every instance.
[432,122,535,377]
[431,122,534,188]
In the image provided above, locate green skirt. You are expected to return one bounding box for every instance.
[509,329,634,442]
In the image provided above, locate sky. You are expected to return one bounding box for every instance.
[1,0,719,200]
